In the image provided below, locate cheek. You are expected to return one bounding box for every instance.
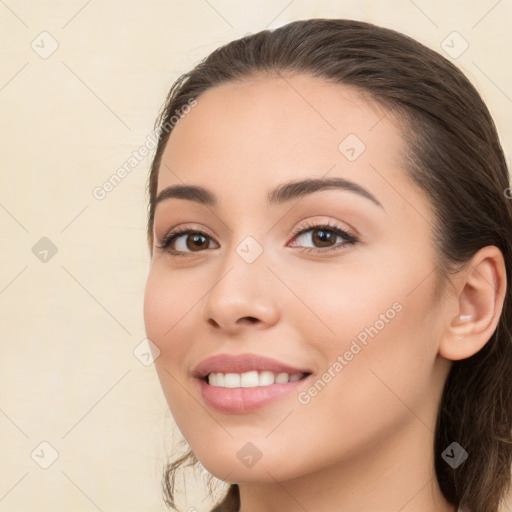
[316,269,442,435]
[288,258,441,432]
[143,267,199,395]
[143,269,197,417]
[143,267,198,346]
[284,260,399,343]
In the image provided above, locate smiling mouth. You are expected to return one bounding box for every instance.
[205,370,312,388]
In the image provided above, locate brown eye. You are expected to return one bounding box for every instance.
[289,221,358,254]
[157,221,358,258]
[183,233,210,251]
[157,229,218,256]
[310,228,337,247]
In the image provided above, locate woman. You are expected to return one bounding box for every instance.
[143,18,512,512]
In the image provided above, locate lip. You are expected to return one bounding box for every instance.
[192,353,313,414]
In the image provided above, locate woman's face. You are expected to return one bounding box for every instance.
[143,75,452,483]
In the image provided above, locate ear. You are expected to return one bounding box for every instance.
[439,246,507,361]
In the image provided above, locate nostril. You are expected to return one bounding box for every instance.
[241,316,259,324]
[207,316,259,328]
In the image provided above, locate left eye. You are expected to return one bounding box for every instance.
[289,223,357,252]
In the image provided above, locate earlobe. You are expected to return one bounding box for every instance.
[438,246,507,361]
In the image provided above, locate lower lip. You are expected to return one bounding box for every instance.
[198,377,310,413]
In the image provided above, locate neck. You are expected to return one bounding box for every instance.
[237,418,456,512]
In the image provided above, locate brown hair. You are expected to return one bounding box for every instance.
[145,18,512,512]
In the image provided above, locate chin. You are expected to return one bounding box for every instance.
[188,439,309,485]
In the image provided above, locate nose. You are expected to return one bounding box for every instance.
[201,246,281,334]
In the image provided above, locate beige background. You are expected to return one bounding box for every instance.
[1,1,511,511]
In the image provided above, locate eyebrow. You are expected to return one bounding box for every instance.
[154,177,384,210]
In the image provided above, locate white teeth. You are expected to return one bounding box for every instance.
[224,373,240,388]
[241,371,259,387]
[259,370,275,386]
[207,371,304,388]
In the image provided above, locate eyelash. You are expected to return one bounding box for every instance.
[156,220,358,258]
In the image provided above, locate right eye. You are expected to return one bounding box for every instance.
[157,228,219,257]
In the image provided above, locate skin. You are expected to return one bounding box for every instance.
[143,74,506,512]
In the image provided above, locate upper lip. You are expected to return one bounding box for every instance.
[192,353,312,379]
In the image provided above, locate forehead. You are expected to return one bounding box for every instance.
[157,74,414,211]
